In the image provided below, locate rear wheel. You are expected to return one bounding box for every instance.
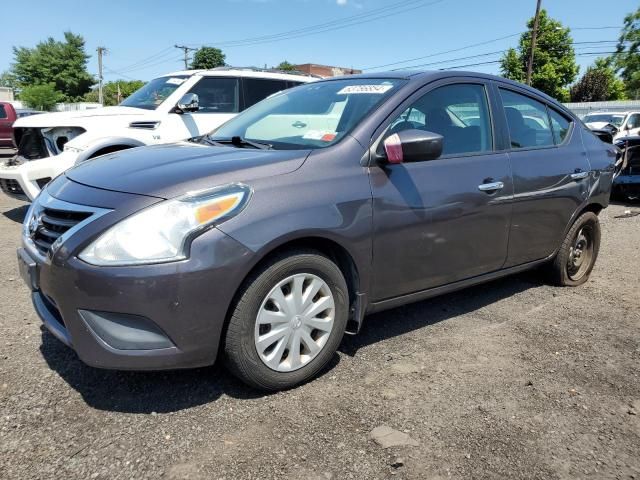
[224,250,349,391]
[547,211,601,286]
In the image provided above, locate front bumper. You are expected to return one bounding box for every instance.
[0,150,79,201]
[19,182,255,370]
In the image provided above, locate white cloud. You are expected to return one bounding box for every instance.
[336,0,348,5]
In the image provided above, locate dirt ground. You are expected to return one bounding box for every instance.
[1,149,639,479]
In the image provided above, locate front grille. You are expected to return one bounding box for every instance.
[0,178,25,196]
[31,207,92,256]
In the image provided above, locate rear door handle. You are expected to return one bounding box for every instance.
[292,121,307,128]
[478,181,504,192]
[570,170,589,180]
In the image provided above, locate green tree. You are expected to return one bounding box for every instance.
[276,61,297,72]
[190,47,226,70]
[11,32,94,101]
[84,80,146,106]
[570,58,626,102]
[19,84,63,111]
[500,10,579,101]
[613,6,640,98]
[0,71,18,89]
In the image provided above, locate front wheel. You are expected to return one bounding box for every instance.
[546,211,601,286]
[223,250,349,391]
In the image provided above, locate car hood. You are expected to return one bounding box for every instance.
[13,106,153,128]
[585,121,616,130]
[65,141,311,199]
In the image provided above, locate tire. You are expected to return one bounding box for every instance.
[546,211,601,287]
[224,249,349,391]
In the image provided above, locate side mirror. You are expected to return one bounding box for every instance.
[175,93,199,114]
[382,129,443,164]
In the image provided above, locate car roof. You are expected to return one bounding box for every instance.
[160,67,317,82]
[318,70,572,113]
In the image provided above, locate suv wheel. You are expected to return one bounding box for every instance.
[224,250,349,390]
[547,211,601,286]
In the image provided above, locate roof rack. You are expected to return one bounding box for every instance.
[205,66,322,79]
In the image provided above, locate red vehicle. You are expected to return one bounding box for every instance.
[0,102,17,148]
[0,103,41,148]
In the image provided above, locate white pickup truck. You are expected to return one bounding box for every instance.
[0,68,315,201]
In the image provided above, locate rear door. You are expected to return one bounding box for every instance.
[369,79,513,300]
[496,85,591,267]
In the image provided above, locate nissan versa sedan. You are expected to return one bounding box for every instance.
[18,72,617,390]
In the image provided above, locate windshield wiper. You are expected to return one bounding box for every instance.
[207,135,272,150]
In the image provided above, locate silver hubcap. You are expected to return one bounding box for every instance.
[254,273,335,372]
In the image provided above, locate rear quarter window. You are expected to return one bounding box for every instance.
[0,105,7,119]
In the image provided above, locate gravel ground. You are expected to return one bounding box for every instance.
[1,156,639,479]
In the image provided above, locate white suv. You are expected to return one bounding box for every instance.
[0,68,315,200]
[583,111,640,141]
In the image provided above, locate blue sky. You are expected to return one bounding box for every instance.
[0,0,637,83]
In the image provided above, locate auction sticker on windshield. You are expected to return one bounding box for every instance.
[337,85,394,95]
[166,78,186,85]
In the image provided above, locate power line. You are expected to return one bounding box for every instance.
[438,51,619,71]
[191,0,448,48]
[391,41,624,71]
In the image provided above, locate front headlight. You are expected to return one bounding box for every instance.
[79,183,251,266]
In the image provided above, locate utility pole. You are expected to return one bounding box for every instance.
[174,45,197,70]
[97,47,107,105]
[526,0,543,86]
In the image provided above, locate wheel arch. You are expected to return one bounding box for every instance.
[222,234,367,342]
[76,137,146,163]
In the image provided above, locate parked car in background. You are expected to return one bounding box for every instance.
[0,104,43,150]
[0,102,18,148]
[0,68,316,201]
[612,136,640,201]
[583,111,640,141]
[18,72,617,390]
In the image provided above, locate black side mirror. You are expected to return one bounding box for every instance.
[381,129,443,164]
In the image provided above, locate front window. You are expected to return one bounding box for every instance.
[209,79,405,150]
[387,83,493,156]
[120,76,188,110]
[187,77,239,113]
[583,113,625,127]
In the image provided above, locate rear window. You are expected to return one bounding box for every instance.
[0,105,6,119]
[500,89,554,149]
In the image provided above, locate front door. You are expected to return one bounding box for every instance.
[495,87,592,267]
[369,81,513,301]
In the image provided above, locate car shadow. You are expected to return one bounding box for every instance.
[40,271,542,413]
[2,204,28,224]
[39,328,342,414]
[340,271,544,356]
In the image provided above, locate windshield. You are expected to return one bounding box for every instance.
[120,76,188,110]
[209,78,406,150]
[583,113,625,127]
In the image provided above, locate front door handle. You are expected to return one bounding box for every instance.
[292,121,307,128]
[478,181,504,192]
[570,169,589,181]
